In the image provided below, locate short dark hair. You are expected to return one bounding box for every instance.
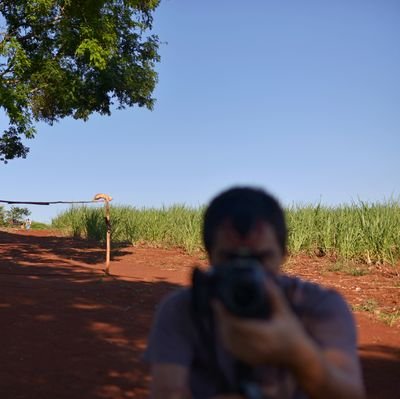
[202,186,287,254]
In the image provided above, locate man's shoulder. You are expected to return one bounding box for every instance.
[158,287,191,308]
[279,273,337,296]
[145,288,197,365]
[279,274,350,315]
[280,274,357,350]
[147,287,198,343]
[154,288,193,322]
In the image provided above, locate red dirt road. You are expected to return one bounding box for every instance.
[0,230,399,399]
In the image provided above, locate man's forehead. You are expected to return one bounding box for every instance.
[216,219,270,245]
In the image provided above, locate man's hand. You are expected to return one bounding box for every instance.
[212,278,307,367]
[212,279,366,399]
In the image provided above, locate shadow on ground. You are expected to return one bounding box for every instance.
[0,230,177,398]
[0,263,179,399]
[1,231,399,399]
[359,344,400,399]
[0,230,131,268]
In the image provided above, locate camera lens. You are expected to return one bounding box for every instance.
[216,261,269,318]
[232,280,259,308]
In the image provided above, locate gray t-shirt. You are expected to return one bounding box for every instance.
[144,275,357,399]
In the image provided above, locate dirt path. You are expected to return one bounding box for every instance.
[0,230,399,399]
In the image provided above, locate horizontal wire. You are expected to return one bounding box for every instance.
[0,200,104,206]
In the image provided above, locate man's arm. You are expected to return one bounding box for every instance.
[213,280,366,399]
[287,332,365,399]
[150,363,191,399]
[150,364,246,399]
[145,291,196,399]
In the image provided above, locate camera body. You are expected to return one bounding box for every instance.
[192,256,272,319]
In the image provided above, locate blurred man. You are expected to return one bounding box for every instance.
[145,187,365,399]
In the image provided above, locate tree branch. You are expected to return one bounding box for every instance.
[0,65,14,77]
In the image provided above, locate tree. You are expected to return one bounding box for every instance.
[0,205,6,225]
[6,205,30,225]
[0,0,160,162]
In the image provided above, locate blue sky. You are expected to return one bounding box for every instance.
[1,0,399,223]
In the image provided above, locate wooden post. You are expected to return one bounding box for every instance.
[105,199,111,274]
[93,193,113,275]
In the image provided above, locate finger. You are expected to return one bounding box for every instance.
[265,278,290,315]
[212,300,234,333]
[211,300,226,320]
[212,300,239,325]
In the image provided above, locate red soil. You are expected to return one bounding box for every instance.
[0,229,398,399]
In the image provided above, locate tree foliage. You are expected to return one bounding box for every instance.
[0,0,160,162]
[0,205,6,225]
[3,205,31,224]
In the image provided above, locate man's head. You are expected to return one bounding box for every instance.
[202,187,287,273]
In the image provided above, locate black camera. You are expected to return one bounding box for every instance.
[192,257,278,399]
[192,257,272,319]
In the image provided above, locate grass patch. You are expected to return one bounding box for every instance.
[51,199,400,263]
[352,299,379,313]
[377,310,400,327]
[327,260,369,276]
[31,221,51,230]
[52,204,203,254]
[286,200,400,265]
[353,300,400,327]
